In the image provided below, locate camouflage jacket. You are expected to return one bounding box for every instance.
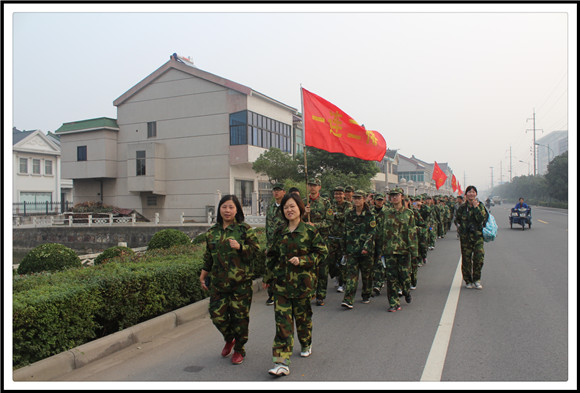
[265,200,285,248]
[455,201,489,241]
[343,205,377,257]
[328,200,352,239]
[384,206,419,257]
[202,221,261,290]
[303,194,333,236]
[373,205,388,257]
[264,221,328,298]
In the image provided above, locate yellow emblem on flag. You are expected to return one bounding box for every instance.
[366,130,378,146]
[329,111,343,137]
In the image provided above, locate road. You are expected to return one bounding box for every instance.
[51,204,573,388]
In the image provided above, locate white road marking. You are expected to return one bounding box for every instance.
[420,256,463,381]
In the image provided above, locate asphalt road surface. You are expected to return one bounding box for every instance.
[51,204,573,389]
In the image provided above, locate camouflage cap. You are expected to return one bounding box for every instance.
[272,183,285,190]
[333,186,345,192]
[307,178,321,186]
[388,187,404,195]
[344,185,354,192]
[374,193,385,200]
[353,189,366,197]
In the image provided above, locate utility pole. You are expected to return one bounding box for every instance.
[499,161,503,185]
[526,109,543,176]
[509,145,513,182]
[490,166,494,190]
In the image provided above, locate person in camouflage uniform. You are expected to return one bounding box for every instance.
[327,186,352,293]
[344,185,354,203]
[409,196,427,289]
[303,178,333,306]
[371,193,388,297]
[422,195,437,250]
[265,183,286,305]
[445,196,455,232]
[384,187,419,312]
[340,189,377,309]
[455,185,488,290]
[453,195,464,238]
[200,195,261,365]
[264,193,328,376]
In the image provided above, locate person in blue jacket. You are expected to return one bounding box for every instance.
[514,197,529,210]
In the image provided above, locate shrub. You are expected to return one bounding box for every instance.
[94,246,135,265]
[17,243,81,275]
[147,229,191,251]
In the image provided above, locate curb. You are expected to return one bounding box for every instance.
[13,279,264,381]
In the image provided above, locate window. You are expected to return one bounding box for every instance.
[147,121,157,138]
[230,110,291,152]
[136,150,146,176]
[146,195,157,206]
[77,146,87,161]
[19,158,28,174]
[45,160,53,175]
[32,159,41,174]
[230,111,247,145]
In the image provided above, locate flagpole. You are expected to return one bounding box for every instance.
[300,85,311,223]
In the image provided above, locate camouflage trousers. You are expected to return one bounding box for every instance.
[272,294,313,365]
[410,256,420,287]
[326,240,345,286]
[343,254,373,305]
[428,226,436,247]
[460,237,485,284]
[208,281,253,357]
[385,254,412,308]
[372,256,387,290]
[315,254,330,300]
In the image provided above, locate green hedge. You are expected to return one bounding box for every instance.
[13,229,267,369]
[13,245,205,369]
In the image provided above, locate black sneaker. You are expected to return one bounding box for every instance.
[266,296,274,306]
[362,297,370,304]
[388,305,401,312]
[341,301,353,309]
[372,287,381,296]
[404,292,412,303]
[316,298,325,306]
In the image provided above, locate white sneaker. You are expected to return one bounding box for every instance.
[465,282,473,289]
[410,285,417,290]
[268,363,290,376]
[474,281,483,290]
[336,286,344,293]
[300,346,312,357]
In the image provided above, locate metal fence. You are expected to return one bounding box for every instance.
[13,201,73,216]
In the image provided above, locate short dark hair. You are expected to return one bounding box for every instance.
[216,195,245,225]
[465,185,478,194]
[288,187,300,195]
[279,193,305,224]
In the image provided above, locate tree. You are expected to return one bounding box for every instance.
[296,147,380,191]
[252,148,302,184]
[544,152,568,201]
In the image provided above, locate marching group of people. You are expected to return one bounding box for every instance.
[199,180,488,376]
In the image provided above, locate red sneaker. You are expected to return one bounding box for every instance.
[231,352,244,365]
[221,339,235,357]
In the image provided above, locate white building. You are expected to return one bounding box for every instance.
[56,54,299,222]
[12,128,73,214]
[536,130,568,175]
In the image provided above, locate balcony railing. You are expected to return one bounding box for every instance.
[13,201,73,216]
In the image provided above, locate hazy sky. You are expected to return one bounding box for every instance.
[5,3,577,191]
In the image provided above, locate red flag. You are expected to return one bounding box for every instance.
[458,184,463,195]
[432,161,447,190]
[302,88,386,162]
[451,174,458,192]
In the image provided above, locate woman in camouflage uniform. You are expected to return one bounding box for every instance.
[264,193,328,376]
[455,185,488,289]
[199,195,260,365]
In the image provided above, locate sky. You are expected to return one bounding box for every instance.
[5,3,577,193]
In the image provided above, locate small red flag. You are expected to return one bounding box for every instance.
[302,88,386,162]
[432,161,447,190]
[451,174,458,192]
[458,184,463,195]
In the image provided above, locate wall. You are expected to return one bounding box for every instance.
[13,224,210,257]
